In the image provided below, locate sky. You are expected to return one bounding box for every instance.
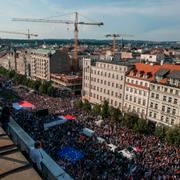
[0,0,179,41]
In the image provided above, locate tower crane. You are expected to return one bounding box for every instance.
[12,12,104,72]
[105,34,133,54]
[0,29,38,40]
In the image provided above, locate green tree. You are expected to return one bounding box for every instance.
[8,70,16,79]
[83,99,91,112]
[92,104,101,115]
[47,85,55,96]
[74,99,84,109]
[154,126,166,139]
[101,100,109,118]
[109,106,122,123]
[123,113,139,129]
[166,127,180,147]
[133,118,148,134]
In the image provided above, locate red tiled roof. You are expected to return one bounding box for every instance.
[127,63,161,81]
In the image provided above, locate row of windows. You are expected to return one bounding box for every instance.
[161,106,176,115]
[91,78,123,89]
[91,70,124,80]
[151,84,179,95]
[125,94,146,106]
[126,87,147,96]
[125,103,145,115]
[149,111,175,125]
[151,92,178,104]
[96,63,126,72]
[126,78,148,87]
[90,93,121,107]
[91,86,122,98]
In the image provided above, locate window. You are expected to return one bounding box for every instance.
[139,90,142,95]
[174,99,177,104]
[126,95,128,100]
[154,113,157,118]
[134,97,137,103]
[163,96,166,101]
[136,81,138,84]
[175,90,178,95]
[162,106,165,112]
[104,89,106,93]
[170,89,173,94]
[156,94,159,99]
[130,96,132,101]
[101,80,103,84]
[119,94,122,98]
[111,99,113,105]
[130,88,133,93]
[104,81,106,85]
[167,107,170,113]
[108,82,110,86]
[120,85,122,89]
[172,109,176,115]
[164,88,168,92]
[150,102,153,108]
[151,93,154,98]
[134,89,137,94]
[145,83,148,87]
[144,91,146,96]
[161,116,164,121]
[107,90,110,95]
[131,80,134,84]
[108,73,110,77]
[143,100,146,106]
[140,82,143,86]
[111,91,114,96]
[115,101,117,106]
[138,98,141,104]
[166,117,169,123]
[168,97,172,103]
[171,119,174,125]
[149,111,152,117]
[121,76,123,80]
[155,103,158,109]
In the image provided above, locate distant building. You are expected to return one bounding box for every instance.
[51,73,82,94]
[31,49,71,81]
[121,51,133,60]
[140,53,164,63]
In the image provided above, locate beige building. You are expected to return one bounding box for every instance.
[123,63,161,119]
[82,58,131,109]
[140,53,164,63]
[31,49,71,81]
[147,65,180,127]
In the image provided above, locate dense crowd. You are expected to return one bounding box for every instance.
[7,86,180,179]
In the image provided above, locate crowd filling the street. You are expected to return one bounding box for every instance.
[1,84,180,180]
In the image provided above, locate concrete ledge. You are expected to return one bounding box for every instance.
[8,118,73,180]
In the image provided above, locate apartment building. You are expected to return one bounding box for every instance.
[123,63,161,118]
[31,49,71,81]
[147,65,180,127]
[140,53,164,63]
[82,58,131,110]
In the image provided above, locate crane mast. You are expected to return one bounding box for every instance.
[106,34,133,54]
[12,12,103,72]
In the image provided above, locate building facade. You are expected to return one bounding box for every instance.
[31,49,71,81]
[82,59,180,127]
[82,58,131,110]
[123,63,161,119]
[147,65,180,127]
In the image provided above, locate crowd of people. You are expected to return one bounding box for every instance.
[3,86,180,179]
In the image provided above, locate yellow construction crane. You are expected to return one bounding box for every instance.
[105,34,133,54]
[12,12,104,72]
[0,29,38,40]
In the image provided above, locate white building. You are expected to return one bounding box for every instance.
[140,53,164,63]
[82,58,131,109]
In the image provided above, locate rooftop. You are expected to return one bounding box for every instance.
[0,127,42,180]
[31,48,56,55]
